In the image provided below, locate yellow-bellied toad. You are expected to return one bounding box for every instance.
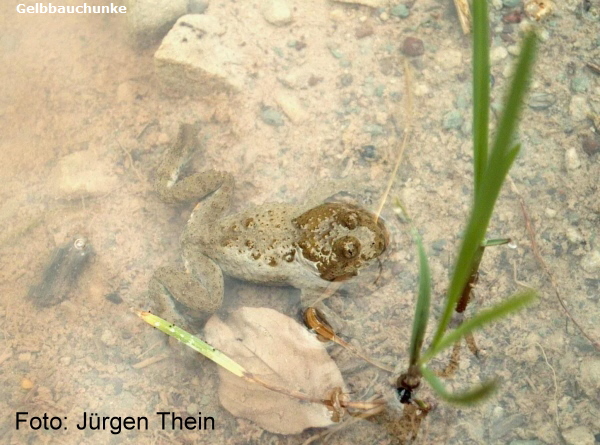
[149,124,388,325]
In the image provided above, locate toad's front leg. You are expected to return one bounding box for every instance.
[149,244,224,326]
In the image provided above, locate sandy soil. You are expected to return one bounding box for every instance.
[0,0,599,444]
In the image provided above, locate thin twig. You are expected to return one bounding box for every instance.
[454,0,472,34]
[534,342,560,427]
[115,134,145,183]
[375,59,413,219]
[508,176,599,351]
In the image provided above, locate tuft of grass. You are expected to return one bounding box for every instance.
[403,0,538,405]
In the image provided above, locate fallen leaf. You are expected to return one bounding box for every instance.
[204,307,346,434]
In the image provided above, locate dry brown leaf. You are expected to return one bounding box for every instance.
[204,307,346,434]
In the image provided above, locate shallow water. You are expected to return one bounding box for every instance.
[1,1,599,444]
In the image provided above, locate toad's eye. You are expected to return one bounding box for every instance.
[334,236,361,259]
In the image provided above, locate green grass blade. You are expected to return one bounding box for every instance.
[422,289,536,363]
[137,311,248,378]
[483,238,511,247]
[487,32,537,173]
[421,365,498,406]
[472,0,490,199]
[409,229,431,366]
[430,32,537,350]
[429,144,520,350]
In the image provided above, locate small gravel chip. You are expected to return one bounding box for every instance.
[339,73,353,87]
[581,134,600,156]
[442,110,464,130]
[390,4,409,18]
[260,107,285,126]
[355,23,374,38]
[570,76,590,93]
[401,37,424,56]
[105,292,123,304]
[502,0,520,7]
[360,145,377,161]
[527,92,556,110]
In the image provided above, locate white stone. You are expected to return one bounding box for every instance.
[154,15,245,95]
[581,250,600,274]
[565,147,581,170]
[51,150,118,199]
[490,46,508,63]
[274,91,309,124]
[435,47,463,70]
[569,95,590,121]
[562,426,595,445]
[578,357,600,398]
[261,0,293,26]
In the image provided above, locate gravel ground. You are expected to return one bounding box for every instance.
[0,1,599,444]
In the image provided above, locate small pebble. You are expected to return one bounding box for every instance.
[570,76,590,93]
[21,378,35,390]
[105,292,124,304]
[274,91,308,124]
[390,4,409,18]
[360,145,377,161]
[261,0,293,26]
[561,426,595,445]
[260,107,285,126]
[581,250,600,274]
[502,0,520,7]
[565,147,581,170]
[339,73,353,87]
[355,23,374,38]
[442,110,463,130]
[187,403,200,415]
[490,46,508,62]
[329,9,345,22]
[507,44,520,55]
[570,95,589,121]
[101,329,117,347]
[502,10,522,23]
[527,92,556,110]
[401,37,424,56]
[581,134,600,156]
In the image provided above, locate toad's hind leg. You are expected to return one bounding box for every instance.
[150,123,233,325]
[155,123,233,207]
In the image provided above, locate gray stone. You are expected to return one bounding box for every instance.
[570,76,590,93]
[154,15,245,96]
[125,0,188,47]
[390,4,409,18]
[188,0,208,14]
[260,107,285,126]
[502,0,520,7]
[443,110,463,130]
